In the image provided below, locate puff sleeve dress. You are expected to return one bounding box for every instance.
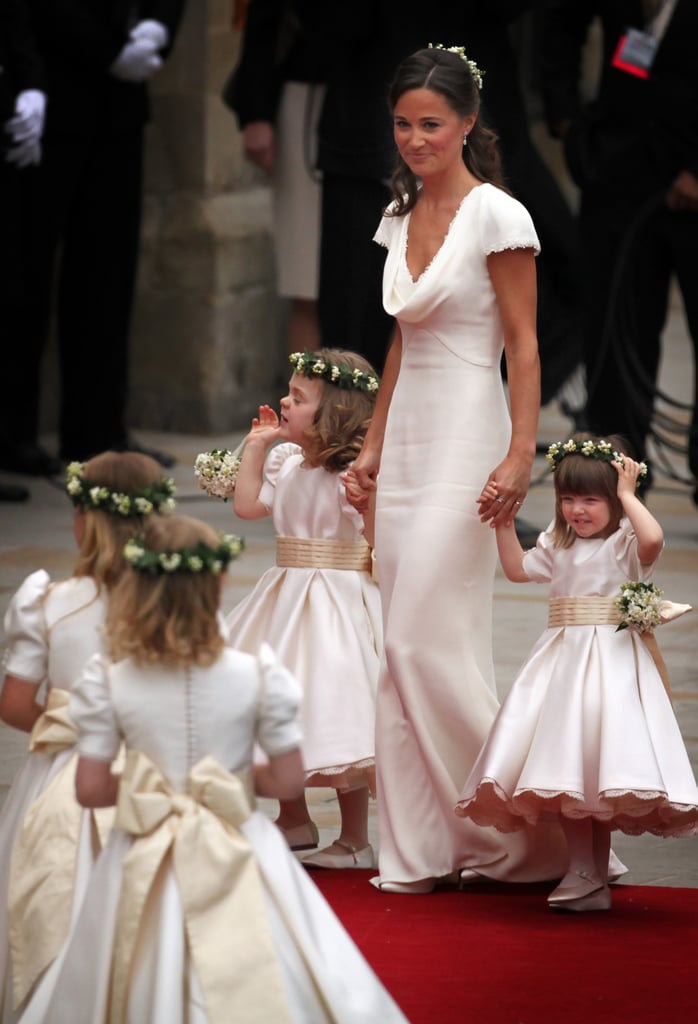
[42,646,408,1024]
[456,519,698,836]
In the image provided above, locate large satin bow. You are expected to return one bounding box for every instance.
[110,751,292,1024]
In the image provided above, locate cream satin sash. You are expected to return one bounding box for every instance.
[548,597,692,702]
[276,535,372,571]
[110,751,292,1024]
[9,689,114,1007]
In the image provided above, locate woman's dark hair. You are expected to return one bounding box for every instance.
[387,46,506,216]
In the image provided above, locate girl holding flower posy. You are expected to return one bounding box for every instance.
[42,514,407,1024]
[457,435,698,912]
[227,348,381,870]
[0,451,173,1020]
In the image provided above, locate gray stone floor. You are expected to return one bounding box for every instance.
[1,294,696,887]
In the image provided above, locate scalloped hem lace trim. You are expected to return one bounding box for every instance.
[305,758,375,780]
[485,240,540,255]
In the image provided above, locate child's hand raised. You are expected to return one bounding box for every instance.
[612,455,644,498]
[246,405,281,446]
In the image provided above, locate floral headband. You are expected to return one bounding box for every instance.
[289,351,380,393]
[123,533,244,575]
[546,439,647,483]
[66,462,177,517]
[428,43,484,90]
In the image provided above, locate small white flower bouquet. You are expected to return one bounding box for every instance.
[194,445,243,501]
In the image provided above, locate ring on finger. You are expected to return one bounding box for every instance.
[514,500,523,507]
[494,496,505,504]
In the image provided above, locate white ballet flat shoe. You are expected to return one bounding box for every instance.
[302,841,375,870]
[370,876,436,894]
[277,821,319,851]
[547,870,606,906]
[459,868,486,888]
[549,885,612,913]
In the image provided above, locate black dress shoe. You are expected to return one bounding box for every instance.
[0,480,30,501]
[0,442,62,476]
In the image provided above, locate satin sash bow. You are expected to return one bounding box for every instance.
[29,686,76,753]
[110,751,292,1024]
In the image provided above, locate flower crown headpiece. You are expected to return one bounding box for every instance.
[428,43,484,90]
[546,439,647,484]
[123,533,244,575]
[289,351,380,394]
[66,462,177,517]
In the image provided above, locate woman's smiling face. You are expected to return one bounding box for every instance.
[393,88,475,178]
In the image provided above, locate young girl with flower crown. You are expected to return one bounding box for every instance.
[0,451,174,1021]
[456,435,698,912]
[227,348,381,870]
[42,514,407,1024]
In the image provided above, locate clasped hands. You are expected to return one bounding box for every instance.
[110,20,170,83]
[5,89,46,168]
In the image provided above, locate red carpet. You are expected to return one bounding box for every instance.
[312,870,698,1023]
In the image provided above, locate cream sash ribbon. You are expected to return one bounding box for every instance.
[9,689,115,1008]
[110,751,292,1024]
[276,535,372,571]
[548,597,692,703]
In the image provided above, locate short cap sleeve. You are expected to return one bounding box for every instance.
[258,443,303,511]
[373,204,400,249]
[2,570,51,684]
[522,524,555,582]
[70,654,121,762]
[479,188,540,257]
[255,643,302,758]
[611,517,661,580]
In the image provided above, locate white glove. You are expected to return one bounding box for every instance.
[6,89,46,144]
[110,38,163,82]
[129,19,169,51]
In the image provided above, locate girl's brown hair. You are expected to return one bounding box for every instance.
[301,349,378,472]
[73,451,165,588]
[107,515,226,668]
[552,434,627,548]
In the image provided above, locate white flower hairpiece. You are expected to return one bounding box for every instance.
[428,42,484,90]
[65,462,176,516]
[546,439,647,487]
[123,533,244,575]
[194,445,244,501]
[289,351,380,393]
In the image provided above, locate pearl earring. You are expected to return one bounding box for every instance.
[463,133,468,147]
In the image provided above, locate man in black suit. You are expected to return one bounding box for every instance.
[0,1,185,473]
[540,0,698,490]
[0,0,48,496]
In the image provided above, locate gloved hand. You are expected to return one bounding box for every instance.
[4,89,46,167]
[110,38,163,82]
[129,19,169,51]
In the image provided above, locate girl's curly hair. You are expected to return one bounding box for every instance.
[301,349,379,472]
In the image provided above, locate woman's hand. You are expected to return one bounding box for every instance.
[351,444,381,496]
[341,468,370,513]
[478,454,530,526]
[245,404,281,447]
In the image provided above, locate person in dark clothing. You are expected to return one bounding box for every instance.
[0,0,48,497]
[0,1,185,474]
[540,0,698,491]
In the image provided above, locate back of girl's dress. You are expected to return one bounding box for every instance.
[0,571,107,1023]
[41,645,408,1024]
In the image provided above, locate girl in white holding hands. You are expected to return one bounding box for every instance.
[43,514,408,1024]
[457,436,698,911]
[228,348,381,869]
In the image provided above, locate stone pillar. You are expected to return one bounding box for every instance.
[129,0,284,434]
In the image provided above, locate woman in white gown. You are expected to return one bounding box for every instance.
[0,451,172,1022]
[43,515,408,1024]
[350,44,567,892]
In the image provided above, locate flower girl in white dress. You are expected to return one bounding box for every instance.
[457,437,698,911]
[0,452,173,1023]
[226,349,381,870]
[42,515,407,1024]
